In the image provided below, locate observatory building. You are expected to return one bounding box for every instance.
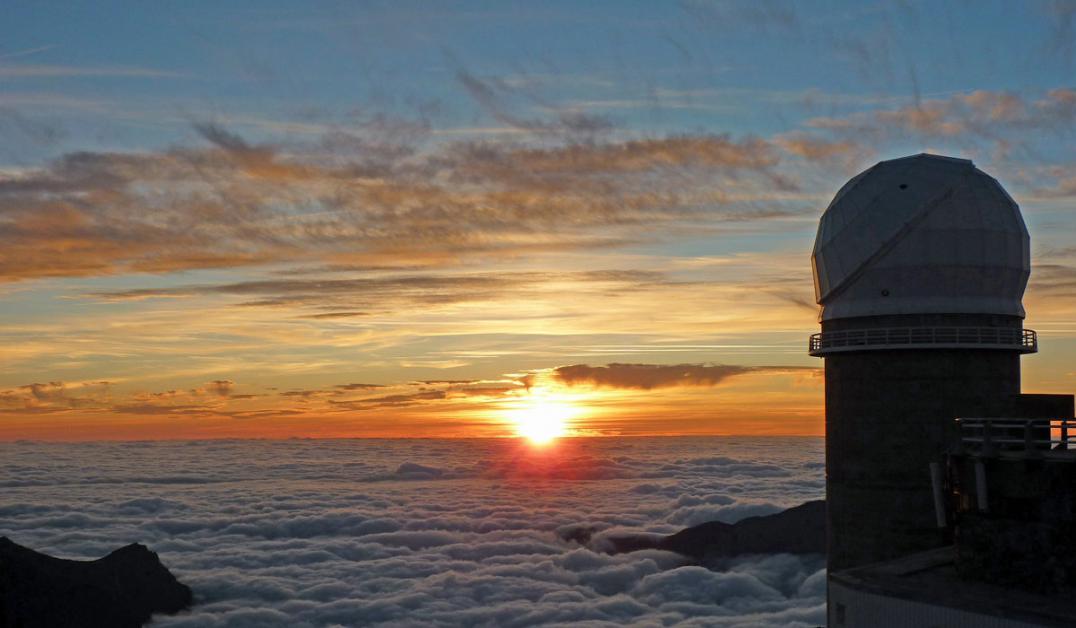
[810,154,1076,626]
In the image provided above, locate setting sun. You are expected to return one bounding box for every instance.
[505,396,579,444]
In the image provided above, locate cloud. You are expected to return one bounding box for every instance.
[347,390,447,407]
[1025,163,1076,199]
[455,70,614,136]
[0,45,58,61]
[299,311,369,319]
[334,383,385,391]
[0,379,246,417]
[205,380,235,398]
[84,270,668,319]
[553,363,778,390]
[772,132,867,166]
[394,462,445,479]
[806,88,1076,149]
[0,119,812,283]
[0,63,185,78]
[633,565,782,606]
[192,122,312,181]
[0,381,108,412]
[0,438,826,627]
[452,133,784,177]
[1024,261,1076,312]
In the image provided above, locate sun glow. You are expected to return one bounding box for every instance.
[505,395,578,444]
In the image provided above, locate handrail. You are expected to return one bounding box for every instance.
[956,417,1075,459]
[808,327,1036,356]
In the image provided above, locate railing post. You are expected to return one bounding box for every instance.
[1061,420,1070,452]
[975,460,989,513]
[1024,420,1041,458]
[930,462,947,528]
[983,420,994,458]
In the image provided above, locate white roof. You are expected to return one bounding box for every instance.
[812,153,1030,321]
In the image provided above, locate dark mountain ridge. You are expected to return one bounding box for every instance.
[0,536,191,628]
[565,500,826,561]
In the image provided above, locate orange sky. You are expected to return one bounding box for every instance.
[0,363,825,441]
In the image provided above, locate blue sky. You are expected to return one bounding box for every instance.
[4,1,1072,158]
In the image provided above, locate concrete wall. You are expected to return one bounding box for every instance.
[823,315,1023,571]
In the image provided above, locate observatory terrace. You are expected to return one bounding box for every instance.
[808,325,1037,356]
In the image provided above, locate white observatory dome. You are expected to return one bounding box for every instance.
[812,153,1030,321]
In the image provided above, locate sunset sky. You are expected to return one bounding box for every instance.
[2,1,1076,440]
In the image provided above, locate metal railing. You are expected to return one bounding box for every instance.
[956,417,1075,459]
[808,327,1037,356]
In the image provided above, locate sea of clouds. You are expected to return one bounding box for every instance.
[0,437,825,627]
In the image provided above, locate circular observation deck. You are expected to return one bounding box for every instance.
[808,326,1037,356]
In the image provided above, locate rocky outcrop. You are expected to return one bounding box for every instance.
[0,537,192,628]
[577,500,826,561]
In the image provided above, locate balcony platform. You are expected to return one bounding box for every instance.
[809,327,1037,356]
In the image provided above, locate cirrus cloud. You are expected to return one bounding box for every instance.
[0,122,817,283]
[552,363,814,390]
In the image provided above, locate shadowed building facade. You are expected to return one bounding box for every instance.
[812,154,1076,626]
[810,154,1048,571]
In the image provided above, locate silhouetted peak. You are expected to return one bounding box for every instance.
[0,537,192,628]
[583,500,826,561]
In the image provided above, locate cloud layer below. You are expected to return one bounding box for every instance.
[0,437,825,627]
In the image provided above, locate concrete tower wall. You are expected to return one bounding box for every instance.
[824,327,1022,571]
[812,154,1037,573]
